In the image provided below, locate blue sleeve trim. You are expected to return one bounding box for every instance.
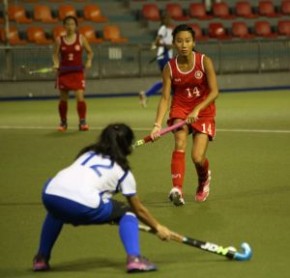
[123,193,136,197]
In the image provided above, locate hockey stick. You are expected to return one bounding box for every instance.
[139,224,252,261]
[133,120,186,148]
[20,65,83,75]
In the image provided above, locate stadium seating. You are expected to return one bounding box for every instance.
[0,26,27,45]
[188,23,208,41]
[141,4,160,21]
[277,20,290,36]
[254,21,277,38]
[212,2,236,19]
[258,0,280,17]
[231,22,255,39]
[8,4,33,23]
[52,25,66,40]
[165,3,189,21]
[208,22,231,40]
[83,4,107,23]
[34,5,58,23]
[235,1,259,18]
[281,0,290,15]
[189,3,213,20]
[103,25,128,43]
[79,25,103,43]
[26,26,53,45]
[58,4,83,21]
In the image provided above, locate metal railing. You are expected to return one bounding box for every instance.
[0,39,289,81]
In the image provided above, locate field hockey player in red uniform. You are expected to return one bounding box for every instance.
[151,24,219,206]
[53,16,94,131]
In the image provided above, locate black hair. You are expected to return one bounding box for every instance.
[76,123,134,171]
[63,15,78,26]
[172,24,196,42]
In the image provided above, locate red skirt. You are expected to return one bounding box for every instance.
[56,72,85,91]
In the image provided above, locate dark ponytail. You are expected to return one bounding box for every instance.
[76,123,134,171]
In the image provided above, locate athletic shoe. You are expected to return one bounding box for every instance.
[168,187,185,206]
[33,255,50,272]
[57,122,67,132]
[195,170,211,202]
[139,91,147,108]
[79,120,89,131]
[126,255,157,273]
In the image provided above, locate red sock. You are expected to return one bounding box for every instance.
[58,100,67,122]
[195,158,209,183]
[77,101,87,121]
[171,151,185,190]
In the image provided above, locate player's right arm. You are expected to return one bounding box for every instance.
[52,38,60,69]
[126,195,171,240]
[150,64,172,139]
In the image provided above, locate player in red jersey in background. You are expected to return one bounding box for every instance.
[53,16,94,131]
[151,24,219,206]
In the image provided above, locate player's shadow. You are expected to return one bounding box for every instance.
[53,257,123,272]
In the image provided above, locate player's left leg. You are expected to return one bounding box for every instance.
[191,133,211,202]
[75,89,89,131]
[33,213,63,271]
[138,55,168,108]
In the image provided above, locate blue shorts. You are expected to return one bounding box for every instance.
[42,193,131,226]
[157,51,170,71]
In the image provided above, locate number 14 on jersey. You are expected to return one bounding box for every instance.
[186,87,201,98]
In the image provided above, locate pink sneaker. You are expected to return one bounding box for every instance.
[126,255,157,273]
[168,187,185,206]
[79,120,89,131]
[33,255,50,271]
[195,170,211,202]
[57,122,67,132]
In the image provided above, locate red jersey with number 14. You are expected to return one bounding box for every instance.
[168,52,216,119]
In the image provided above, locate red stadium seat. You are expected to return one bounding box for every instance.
[235,1,259,18]
[258,1,280,17]
[79,25,103,43]
[8,5,33,23]
[52,25,66,41]
[58,5,83,21]
[277,20,290,36]
[83,4,108,23]
[231,22,255,39]
[254,21,277,38]
[188,23,208,41]
[212,2,236,19]
[165,3,189,21]
[34,5,58,23]
[189,3,213,20]
[27,26,53,45]
[208,22,231,40]
[103,25,128,43]
[142,4,160,21]
[281,0,290,15]
[0,26,27,45]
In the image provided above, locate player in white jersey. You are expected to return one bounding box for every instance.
[139,13,174,107]
[33,123,172,273]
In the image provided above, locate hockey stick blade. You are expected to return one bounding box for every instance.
[233,242,253,261]
[133,120,186,148]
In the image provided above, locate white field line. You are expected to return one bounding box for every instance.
[0,125,290,134]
